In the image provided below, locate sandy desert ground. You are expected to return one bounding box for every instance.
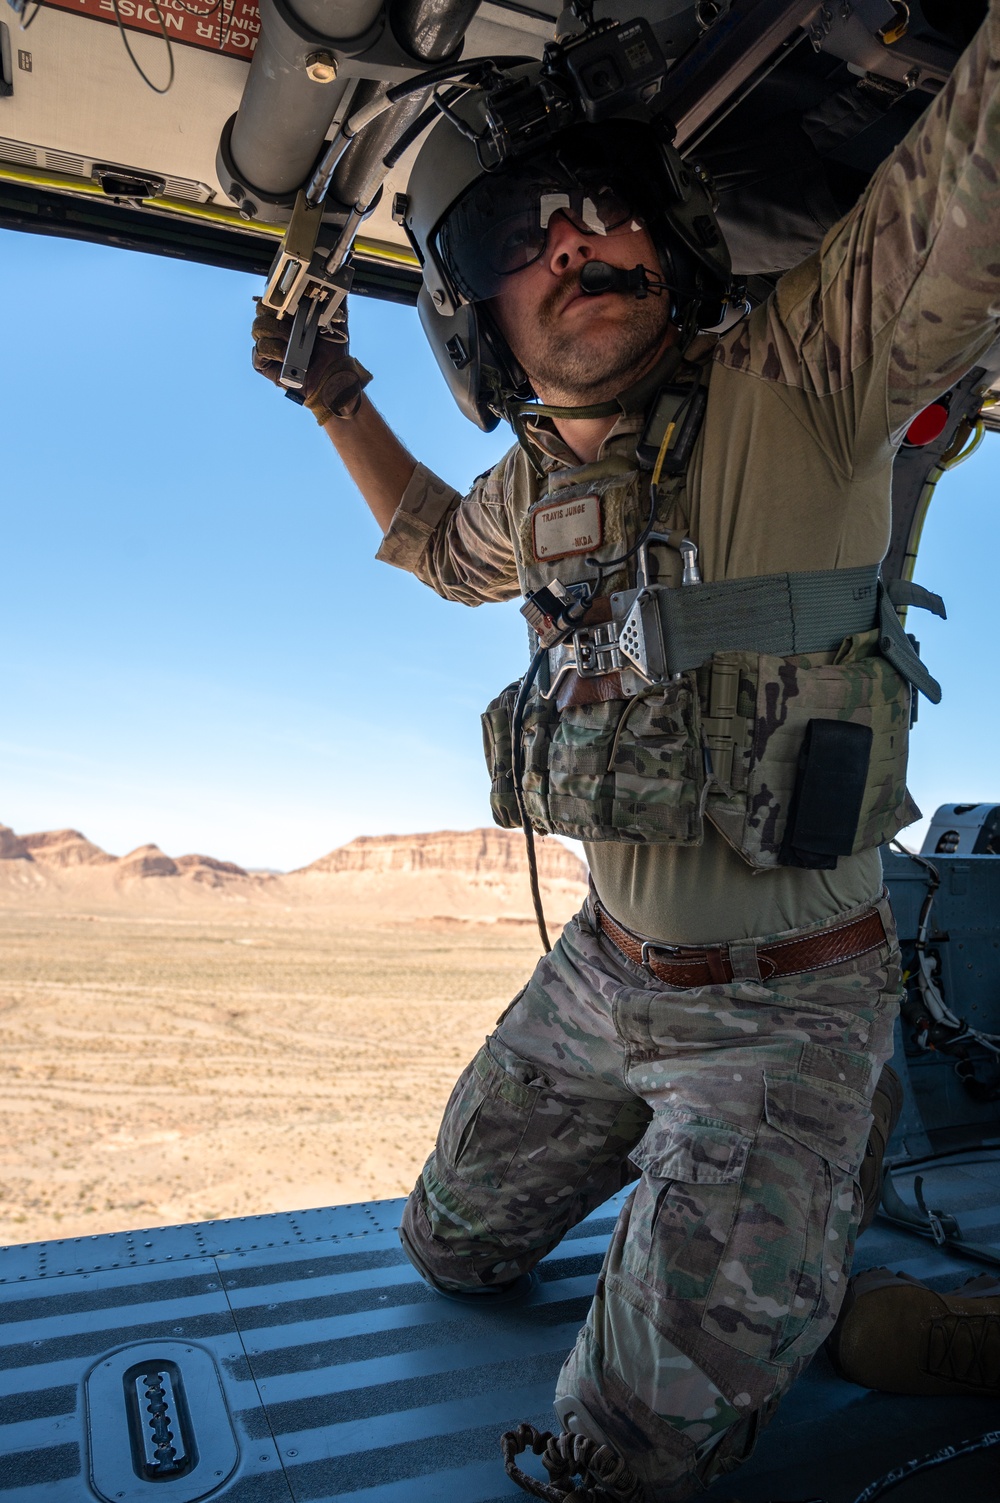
[0,826,586,1247]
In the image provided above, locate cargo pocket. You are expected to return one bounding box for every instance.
[702,1075,872,1364]
[623,1115,752,1301]
[437,1044,540,1191]
[437,1042,635,1204]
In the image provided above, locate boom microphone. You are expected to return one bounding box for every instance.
[579,261,668,299]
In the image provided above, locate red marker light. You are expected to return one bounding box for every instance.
[904,402,950,446]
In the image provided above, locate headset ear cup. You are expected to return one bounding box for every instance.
[416,289,502,431]
[649,136,732,319]
[478,305,530,401]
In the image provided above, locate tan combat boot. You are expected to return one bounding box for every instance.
[827,1265,1000,1397]
[857,1062,903,1235]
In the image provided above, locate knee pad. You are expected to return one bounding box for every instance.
[553,1391,617,1451]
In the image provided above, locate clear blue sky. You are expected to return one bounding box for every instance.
[1,232,995,869]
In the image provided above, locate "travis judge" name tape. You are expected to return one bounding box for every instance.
[532,494,602,561]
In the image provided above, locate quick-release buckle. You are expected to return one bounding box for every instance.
[575,622,623,677]
[543,606,663,698]
[542,623,624,699]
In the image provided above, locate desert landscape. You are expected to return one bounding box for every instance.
[0,822,587,1247]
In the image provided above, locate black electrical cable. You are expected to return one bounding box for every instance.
[382,55,531,107]
[169,0,222,18]
[432,89,483,143]
[17,0,44,31]
[167,0,228,51]
[110,0,175,92]
[849,1428,1000,1503]
[382,87,468,171]
[311,57,531,206]
[510,643,557,953]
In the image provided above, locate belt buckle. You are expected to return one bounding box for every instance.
[641,938,731,984]
[640,939,686,967]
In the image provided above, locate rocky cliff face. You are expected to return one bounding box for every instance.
[21,829,116,867]
[0,825,29,859]
[298,829,587,883]
[0,822,588,905]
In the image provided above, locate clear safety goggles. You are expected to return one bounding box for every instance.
[436,158,646,303]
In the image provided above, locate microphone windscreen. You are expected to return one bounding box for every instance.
[579,262,621,295]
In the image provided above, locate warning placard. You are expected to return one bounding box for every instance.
[43,0,260,61]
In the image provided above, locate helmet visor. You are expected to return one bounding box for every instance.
[436,154,645,303]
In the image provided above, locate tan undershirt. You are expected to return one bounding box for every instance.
[586,830,882,946]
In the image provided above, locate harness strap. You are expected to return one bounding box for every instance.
[887,578,947,620]
[649,563,883,672]
[552,564,942,701]
[877,583,942,703]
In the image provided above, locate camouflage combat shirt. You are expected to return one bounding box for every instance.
[376,3,1000,944]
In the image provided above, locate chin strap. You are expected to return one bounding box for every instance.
[502,313,699,467]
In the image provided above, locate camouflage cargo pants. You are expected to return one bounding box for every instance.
[400,893,901,1501]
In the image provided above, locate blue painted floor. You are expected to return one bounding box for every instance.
[0,1151,996,1503]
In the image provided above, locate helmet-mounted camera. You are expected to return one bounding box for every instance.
[478,18,667,170]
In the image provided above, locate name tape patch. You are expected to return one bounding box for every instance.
[532,494,602,561]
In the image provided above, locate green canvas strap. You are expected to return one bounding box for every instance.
[620,564,942,700]
[876,584,943,703]
[886,578,947,619]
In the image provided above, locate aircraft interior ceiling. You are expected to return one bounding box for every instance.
[0,0,990,289]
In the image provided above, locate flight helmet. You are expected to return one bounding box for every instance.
[401,22,733,430]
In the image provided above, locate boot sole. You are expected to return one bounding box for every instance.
[828,1280,1000,1397]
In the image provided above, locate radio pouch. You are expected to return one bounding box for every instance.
[779,718,874,869]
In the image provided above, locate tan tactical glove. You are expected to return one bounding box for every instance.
[251,298,373,423]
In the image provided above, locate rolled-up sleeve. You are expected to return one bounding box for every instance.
[375,455,522,606]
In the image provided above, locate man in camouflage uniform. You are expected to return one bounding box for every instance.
[252,6,1000,1496]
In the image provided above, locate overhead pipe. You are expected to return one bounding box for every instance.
[328,0,481,211]
[218,0,481,222]
[220,0,385,219]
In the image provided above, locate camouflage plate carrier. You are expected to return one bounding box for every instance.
[481,383,943,871]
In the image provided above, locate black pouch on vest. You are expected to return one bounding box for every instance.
[636,386,707,475]
[780,719,874,869]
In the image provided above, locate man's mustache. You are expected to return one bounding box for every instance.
[538,270,583,323]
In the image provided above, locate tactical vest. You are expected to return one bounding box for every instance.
[480,390,940,872]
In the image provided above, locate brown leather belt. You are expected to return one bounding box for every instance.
[596,901,888,987]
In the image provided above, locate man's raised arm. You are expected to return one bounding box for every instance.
[879,0,1000,434]
[727,3,1000,460]
[321,394,419,535]
[251,301,521,607]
